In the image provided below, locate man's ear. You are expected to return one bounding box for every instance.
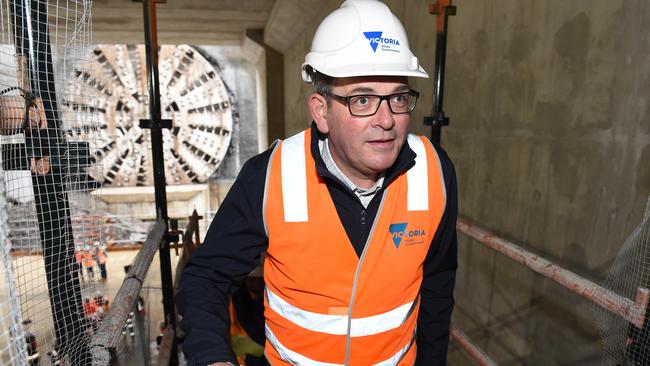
[308,93,329,134]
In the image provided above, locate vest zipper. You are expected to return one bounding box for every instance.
[344,188,388,366]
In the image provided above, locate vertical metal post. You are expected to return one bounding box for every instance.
[141,0,178,364]
[424,1,456,146]
[9,0,87,362]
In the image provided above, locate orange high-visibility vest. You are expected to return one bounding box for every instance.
[83,298,97,318]
[229,301,264,364]
[75,250,83,263]
[82,251,94,268]
[263,129,446,365]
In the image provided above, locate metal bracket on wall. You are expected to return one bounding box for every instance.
[425,0,457,145]
[139,118,172,129]
[166,218,181,254]
[429,1,457,16]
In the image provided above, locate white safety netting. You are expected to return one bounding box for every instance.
[0,1,106,365]
[595,195,650,366]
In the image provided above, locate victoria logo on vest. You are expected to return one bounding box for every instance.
[389,223,426,248]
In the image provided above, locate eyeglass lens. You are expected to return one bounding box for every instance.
[348,93,417,116]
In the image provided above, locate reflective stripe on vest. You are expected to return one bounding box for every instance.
[266,287,418,337]
[279,132,433,217]
[266,325,416,366]
[406,134,428,211]
[263,129,446,365]
[281,130,308,222]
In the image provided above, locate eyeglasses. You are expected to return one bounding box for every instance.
[324,90,420,117]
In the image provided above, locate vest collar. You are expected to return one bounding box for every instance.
[308,122,416,193]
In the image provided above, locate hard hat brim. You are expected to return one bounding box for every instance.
[302,62,429,83]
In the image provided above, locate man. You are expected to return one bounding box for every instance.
[230,266,266,366]
[93,241,109,280]
[177,1,457,365]
[82,245,95,281]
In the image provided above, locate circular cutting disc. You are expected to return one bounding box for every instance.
[63,44,234,187]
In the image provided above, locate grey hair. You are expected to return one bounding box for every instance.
[305,66,334,96]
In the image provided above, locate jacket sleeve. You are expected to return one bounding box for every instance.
[176,150,271,366]
[415,146,458,366]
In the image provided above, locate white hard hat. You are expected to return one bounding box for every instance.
[302,0,429,83]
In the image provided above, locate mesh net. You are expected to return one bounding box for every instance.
[0,0,104,365]
[595,196,650,366]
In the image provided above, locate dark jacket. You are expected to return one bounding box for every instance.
[177,124,458,366]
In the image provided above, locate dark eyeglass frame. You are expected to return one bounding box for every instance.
[324,90,420,117]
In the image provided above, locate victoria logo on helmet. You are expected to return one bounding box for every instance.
[363,31,401,53]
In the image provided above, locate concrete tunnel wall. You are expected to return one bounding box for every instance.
[276,0,650,364]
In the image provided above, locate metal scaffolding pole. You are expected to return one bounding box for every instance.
[457,218,650,328]
[141,0,178,364]
[424,0,456,146]
[450,325,498,366]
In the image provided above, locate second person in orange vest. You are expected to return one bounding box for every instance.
[82,245,95,282]
[93,241,108,281]
[178,1,458,365]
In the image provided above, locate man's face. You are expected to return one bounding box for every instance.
[310,76,411,188]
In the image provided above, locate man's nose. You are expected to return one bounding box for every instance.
[373,99,396,129]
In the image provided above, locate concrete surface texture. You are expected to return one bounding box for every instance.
[279,0,650,364]
[91,0,275,45]
[200,45,262,182]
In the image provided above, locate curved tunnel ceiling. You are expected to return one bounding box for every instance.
[63,44,233,187]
